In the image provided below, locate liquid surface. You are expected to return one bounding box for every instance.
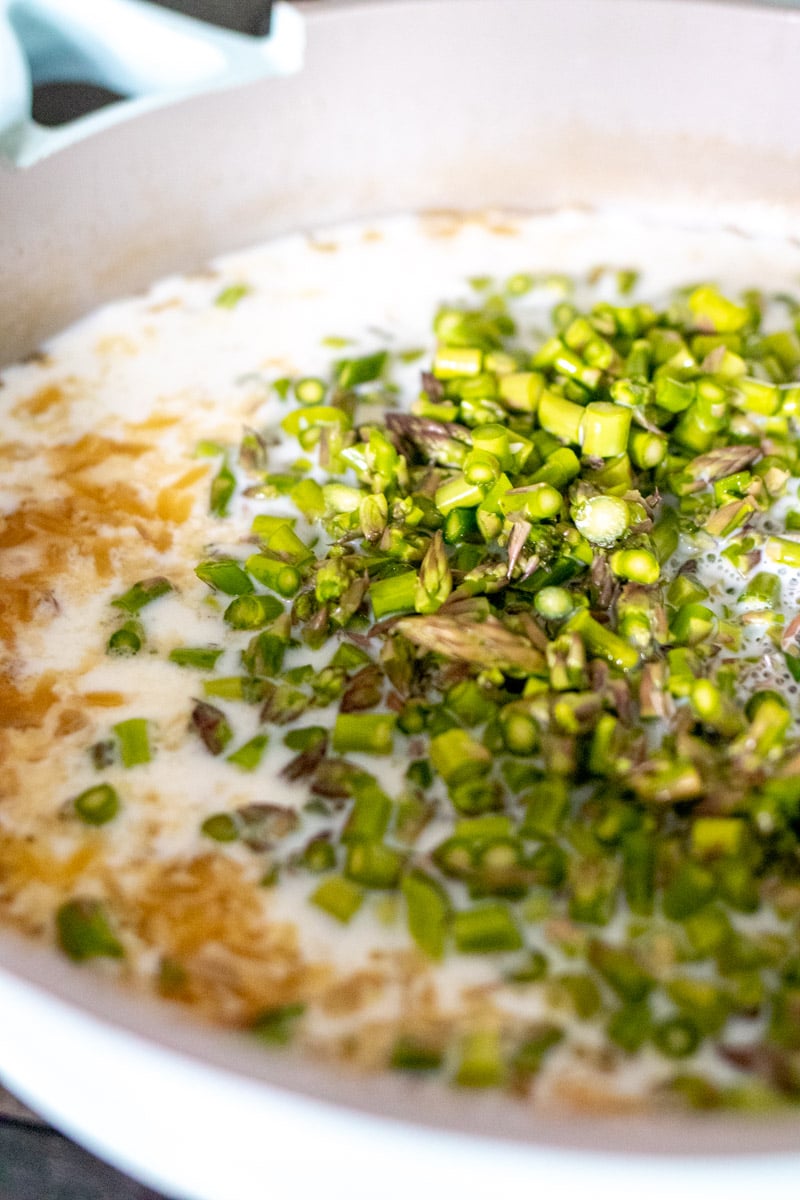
[2,209,800,1113]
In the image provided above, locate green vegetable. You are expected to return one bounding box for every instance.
[190,701,233,756]
[453,905,522,953]
[294,377,327,405]
[252,1003,305,1045]
[370,571,418,618]
[455,1029,505,1088]
[570,494,630,547]
[57,899,123,961]
[332,713,396,756]
[224,594,284,629]
[334,350,387,389]
[215,282,251,309]
[226,734,269,772]
[246,553,302,597]
[653,1016,702,1059]
[169,646,224,670]
[390,1038,444,1073]
[402,870,450,959]
[113,718,151,768]
[345,841,405,889]
[580,402,631,458]
[201,812,240,842]
[210,458,236,516]
[430,728,492,787]
[195,559,253,595]
[311,876,363,923]
[111,577,173,614]
[71,783,120,826]
[107,622,143,656]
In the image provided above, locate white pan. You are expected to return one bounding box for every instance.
[1,2,800,1197]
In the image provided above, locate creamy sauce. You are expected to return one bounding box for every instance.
[2,208,800,1109]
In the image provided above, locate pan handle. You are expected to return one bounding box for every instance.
[0,0,305,168]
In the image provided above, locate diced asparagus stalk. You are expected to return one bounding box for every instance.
[396,615,546,675]
[414,532,452,614]
[570,493,630,547]
[580,402,632,459]
[563,609,639,672]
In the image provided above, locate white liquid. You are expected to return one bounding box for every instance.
[2,208,800,1108]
